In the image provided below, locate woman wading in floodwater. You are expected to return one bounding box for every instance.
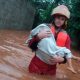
[26,5,80,79]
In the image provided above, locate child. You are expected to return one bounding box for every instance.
[26,24,80,74]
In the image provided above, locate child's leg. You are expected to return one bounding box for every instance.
[72,55,80,73]
[67,58,77,74]
[72,55,80,61]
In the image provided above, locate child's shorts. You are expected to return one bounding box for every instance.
[29,55,57,75]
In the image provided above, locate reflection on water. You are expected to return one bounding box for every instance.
[0,30,80,80]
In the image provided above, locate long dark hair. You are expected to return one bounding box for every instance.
[48,15,67,29]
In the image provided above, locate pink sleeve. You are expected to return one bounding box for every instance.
[65,35,71,49]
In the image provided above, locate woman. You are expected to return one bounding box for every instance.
[26,5,71,79]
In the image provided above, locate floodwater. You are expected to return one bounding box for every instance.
[0,30,80,80]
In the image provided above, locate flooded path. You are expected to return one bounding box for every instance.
[0,30,80,80]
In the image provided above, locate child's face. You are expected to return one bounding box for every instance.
[54,15,66,28]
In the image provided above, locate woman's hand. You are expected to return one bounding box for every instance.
[49,56,64,63]
[37,29,51,39]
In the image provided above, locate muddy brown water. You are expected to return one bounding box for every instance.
[0,30,80,80]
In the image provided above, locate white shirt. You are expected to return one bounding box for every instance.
[26,23,72,65]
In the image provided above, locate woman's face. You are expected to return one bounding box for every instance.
[54,15,66,28]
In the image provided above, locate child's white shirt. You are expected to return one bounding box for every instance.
[26,24,72,65]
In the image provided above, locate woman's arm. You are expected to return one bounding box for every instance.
[49,55,65,63]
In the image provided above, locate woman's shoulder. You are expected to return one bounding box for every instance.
[60,29,70,39]
[61,29,68,35]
